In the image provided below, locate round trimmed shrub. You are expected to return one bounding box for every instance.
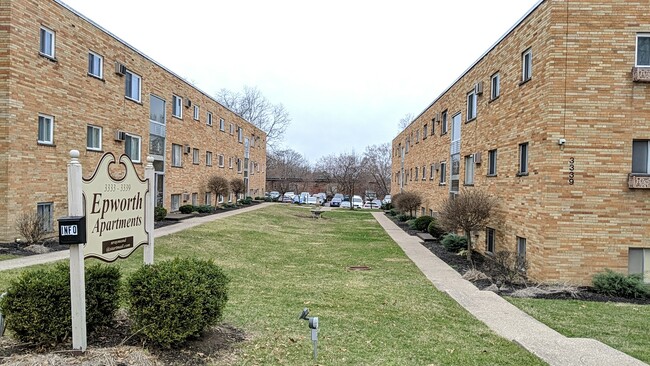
[592,269,650,299]
[427,220,446,239]
[127,258,230,348]
[154,206,167,221]
[0,263,121,346]
[179,205,195,214]
[441,234,467,253]
[413,216,434,232]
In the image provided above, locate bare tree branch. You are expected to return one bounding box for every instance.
[362,143,392,197]
[398,113,414,130]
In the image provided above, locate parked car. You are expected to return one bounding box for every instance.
[330,197,342,207]
[340,200,351,208]
[333,193,344,200]
[269,191,280,200]
[307,196,319,205]
[300,192,310,203]
[382,195,392,204]
[281,195,293,203]
[363,199,382,209]
[352,195,363,209]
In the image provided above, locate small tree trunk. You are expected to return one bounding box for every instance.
[465,230,473,264]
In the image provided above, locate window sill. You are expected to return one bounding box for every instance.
[86,148,103,153]
[172,115,182,120]
[519,78,532,86]
[193,163,199,165]
[125,96,143,105]
[172,165,183,168]
[516,172,529,177]
[487,174,497,177]
[207,123,213,127]
[37,141,55,147]
[463,184,475,187]
[466,117,476,124]
[439,183,447,186]
[87,73,105,82]
[39,53,57,62]
[441,132,448,136]
[488,96,499,104]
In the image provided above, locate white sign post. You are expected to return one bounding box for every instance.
[65,151,154,352]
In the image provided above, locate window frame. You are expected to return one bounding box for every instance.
[441,110,448,134]
[439,161,447,185]
[632,140,650,174]
[238,127,243,143]
[172,95,182,118]
[636,34,650,67]
[37,202,54,232]
[124,70,141,103]
[192,148,200,165]
[171,144,183,167]
[486,227,495,254]
[430,164,435,180]
[86,124,102,151]
[464,154,475,185]
[39,26,55,59]
[38,114,54,144]
[628,248,650,283]
[207,112,213,126]
[517,236,527,271]
[171,194,181,211]
[206,151,213,166]
[229,157,233,169]
[518,142,529,175]
[219,118,225,131]
[522,48,532,82]
[124,133,142,163]
[467,90,477,121]
[205,192,212,206]
[88,51,103,79]
[229,123,235,135]
[218,154,225,167]
[491,72,500,100]
[488,149,497,176]
[193,105,200,121]
[423,124,428,139]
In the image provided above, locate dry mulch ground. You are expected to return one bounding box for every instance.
[388,215,650,305]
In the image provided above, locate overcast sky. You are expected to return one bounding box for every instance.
[61,0,540,164]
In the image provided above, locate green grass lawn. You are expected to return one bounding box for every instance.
[0,254,18,261]
[0,205,543,365]
[508,298,650,363]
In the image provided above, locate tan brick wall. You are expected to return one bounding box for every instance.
[392,0,650,284]
[0,0,266,241]
[0,0,10,240]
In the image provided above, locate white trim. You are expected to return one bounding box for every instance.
[87,51,103,79]
[490,72,500,99]
[172,94,182,118]
[124,133,141,163]
[522,48,533,81]
[124,70,141,102]
[86,124,102,151]
[38,113,54,144]
[39,25,55,58]
[636,33,650,67]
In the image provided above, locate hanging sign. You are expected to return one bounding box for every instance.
[82,153,150,261]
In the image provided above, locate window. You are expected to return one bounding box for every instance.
[431,118,435,135]
[467,90,477,121]
[171,194,181,211]
[205,192,212,206]
[423,124,428,139]
[464,155,474,185]
[486,228,495,254]
[37,202,53,232]
[150,94,166,124]
[192,148,199,164]
[415,167,419,180]
[218,154,224,167]
[206,151,212,166]
[207,112,212,126]
[172,95,182,118]
[430,164,435,180]
[416,130,420,143]
[636,34,650,67]
[38,114,54,144]
[405,138,409,153]
[192,193,198,206]
[488,149,497,176]
[441,110,448,134]
[439,162,447,184]
[218,194,224,203]
[88,51,103,78]
[629,248,650,283]
[491,73,500,99]
[219,118,225,131]
[522,48,532,82]
[517,237,527,271]
[238,127,243,143]
[172,144,182,167]
[410,168,413,181]
[86,125,102,151]
[632,140,650,173]
[422,165,426,181]
[193,105,199,120]
[124,70,141,102]
[124,134,141,163]
[39,26,55,58]
[237,158,242,173]
[229,123,234,135]
[229,157,233,169]
[518,142,529,175]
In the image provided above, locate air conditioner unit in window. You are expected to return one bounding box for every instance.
[115,62,126,76]
[184,99,192,108]
[184,145,191,154]
[475,81,484,95]
[114,130,126,141]
[474,152,482,164]
[435,112,441,123]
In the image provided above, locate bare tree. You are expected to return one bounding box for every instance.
[215,86,290,150]
[438,188,497,262]
[317,151,363,209]
[392,191,422,217]
[362,143,392,197]
[207,175,229,204]
[230,178,246,201]
[266,149,310,198]
[398,113,414,130]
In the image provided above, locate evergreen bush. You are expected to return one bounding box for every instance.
[154,206,167,221]
[441,234,467,253]
[413,216,434,231]
[592,269,650,299]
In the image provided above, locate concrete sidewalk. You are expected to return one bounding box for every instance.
[372,212,647,366]
[0,202,272,272]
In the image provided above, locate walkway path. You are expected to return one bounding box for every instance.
[372,212,647,366]
[0,203,272,272]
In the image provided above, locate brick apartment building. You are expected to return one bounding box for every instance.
[0,0,267,242]
[392,0,650,284]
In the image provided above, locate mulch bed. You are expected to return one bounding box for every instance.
[388,214,650,305]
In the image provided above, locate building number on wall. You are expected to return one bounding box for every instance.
[568,157,575,185]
